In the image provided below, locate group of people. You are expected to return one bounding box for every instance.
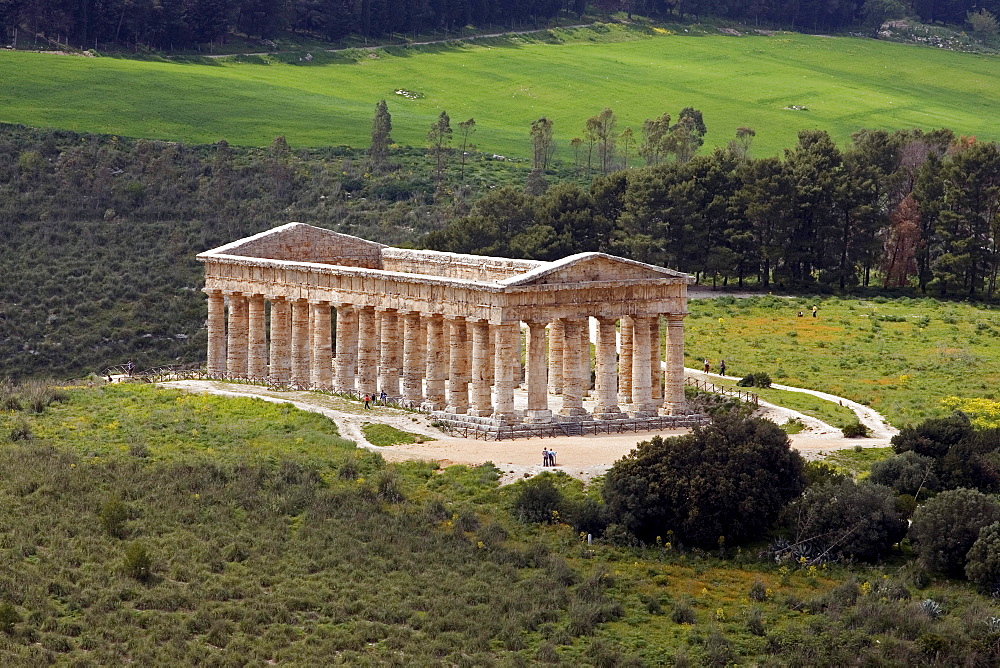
[542,448,558,467]
[703,359,726,376]
[361,391,388,409]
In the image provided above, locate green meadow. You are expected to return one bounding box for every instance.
[3,25,1000,158]
[686,295,1000,428]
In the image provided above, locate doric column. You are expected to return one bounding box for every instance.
[290,299,310,386]
[401,311,424,404]
[205,290,226,376]
[226,292,248,378]
[446,316,469,413]
[650,316,662,403]
[594,317,623,419]
[493,322,517,422]
[487,326,496,386]
[247,294,267,378]
[268,297,290,384]
[516,326,526,386]
[660,314,687,416]
[525,321,551,422]
[581,319,592,396]
[631,316,656,416]
[378,309,400,397]
[548,320,564,394]
[334,304,358,392]
[423,314,447,411]
[559,318,587,417]
[619,316,633,404]
[470,320,493,417]
[356,306,378,396]
[310,301,333,389]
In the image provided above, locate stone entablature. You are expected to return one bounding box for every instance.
[199,222,693,425]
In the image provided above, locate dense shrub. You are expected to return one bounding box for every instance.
[786,480,907,562]
[99,499,129,539]
[841,421,869,438]
[892,413,973,459]
[803,461,849,487]
[0,603,20,634]
[736,372,772,388]
[602,414,806,546]
[123,542,153,582]
[909,488,1000,575]
[965,521,1000,594]
[869,451,940,498]
[512,475,564,524]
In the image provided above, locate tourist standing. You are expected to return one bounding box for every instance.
[719,359,726,376]
[363,393,371,409]
[812,305,818,318]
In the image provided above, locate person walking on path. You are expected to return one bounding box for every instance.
[125,360,135,377]
[703,359,710,373]
[719,359,726,376]
[812,305,818,318]
[379,390,387,405]
[363,393,371,409]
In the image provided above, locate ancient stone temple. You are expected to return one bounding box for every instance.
[199,223,694,432]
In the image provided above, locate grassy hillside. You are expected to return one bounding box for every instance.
[686,295,1000,427]
[3,25,1000,158]
[2,383,999,664]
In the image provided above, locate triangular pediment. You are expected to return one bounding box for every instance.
[199,223,385,268]
[501,253,691,287]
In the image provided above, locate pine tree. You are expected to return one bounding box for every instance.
[368,99,392,172]
[427,111,452,186]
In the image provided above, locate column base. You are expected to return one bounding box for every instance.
[593,407,624,421]
[558,407,591,418]
[630,404,658,418]
[446,404,469,415]
[524,409,553,424]
[469,408,493,418]
[659,403,687,416]
[422,400,446,412]
[491,411,517,424]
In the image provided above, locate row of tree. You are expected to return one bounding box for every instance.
[7,0,1000,52]
[1,0,578,50]
[426,126,1000,297]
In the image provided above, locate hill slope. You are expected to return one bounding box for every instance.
[2,26,1000,158]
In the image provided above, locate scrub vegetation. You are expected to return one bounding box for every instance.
[2,384,1000,664]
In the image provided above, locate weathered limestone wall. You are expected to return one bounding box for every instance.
[381,248,542,283]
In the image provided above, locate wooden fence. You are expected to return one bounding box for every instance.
[684,377,759,407]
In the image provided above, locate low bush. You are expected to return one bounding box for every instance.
[736,372,772,388]
[842,421,869,438]
[965,521,1000,594]
[785,480,907,562]
[512,475,563,524]
[123,542,153,582]
[909,488,1000,575]
[869,451,940,498]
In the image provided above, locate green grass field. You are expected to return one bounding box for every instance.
[686,295,1000,428]
[4,25,1000,158]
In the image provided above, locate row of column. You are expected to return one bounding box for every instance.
[206,290,686,422]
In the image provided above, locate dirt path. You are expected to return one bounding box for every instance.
[160,378,892,483]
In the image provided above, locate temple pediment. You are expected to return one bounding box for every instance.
[201,223,385,268]
[502,253,691,287]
